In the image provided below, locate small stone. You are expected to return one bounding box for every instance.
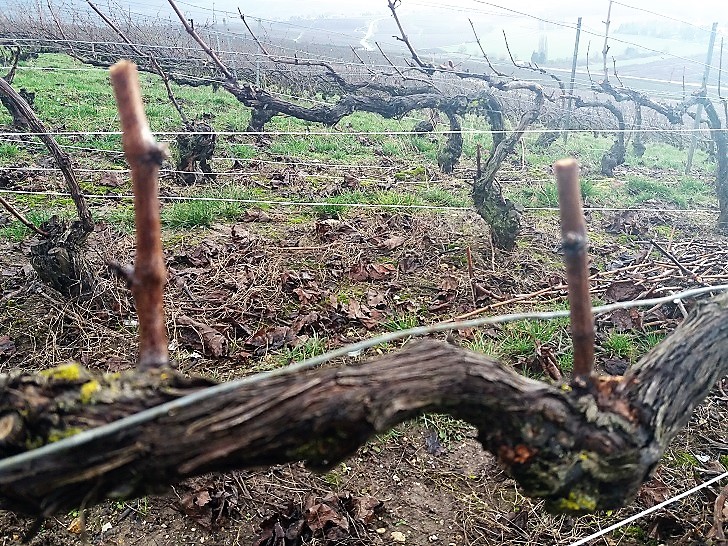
[67,517,83,534]
[101,522,113,533]
[376,528,386,534]
[391,531,407,543]
[428,535,439,542]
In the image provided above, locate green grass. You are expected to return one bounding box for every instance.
[394,165,427,181]
[313,191,363,217]
[274,334,327,367]
[416,186,469,208]
[230,144,257,159]
[602,331,636,360]
[384,313,419,332]
[467,317,569,368]
[668,450,700,468]
[0,210,57,241]
[161,198,243,228]
[419,413,472,445]
[1,52,722,244]
[624,175,714,208]
[0,142,20,160]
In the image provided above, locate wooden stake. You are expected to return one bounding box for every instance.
[109,61,169,369]
[476,143,482,179]
[554,158,594,379]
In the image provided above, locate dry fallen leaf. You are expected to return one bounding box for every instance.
[378,235,406,250]
[0,335,16,359]
[177,315,227,357]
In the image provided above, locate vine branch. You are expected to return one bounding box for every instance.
[109,61,169,369]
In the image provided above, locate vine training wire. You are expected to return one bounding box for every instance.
[0,283,726,546]
[0,188,719,215]
[566,470,728,546]
[0,127,724,137]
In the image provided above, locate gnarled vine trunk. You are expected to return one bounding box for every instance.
[0,290,727,517]
[472,89,543,250]
[0,74,95,299]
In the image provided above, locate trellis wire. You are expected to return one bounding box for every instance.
[566,470,728,546]
[0,188,719,215]
[0,127,724,137]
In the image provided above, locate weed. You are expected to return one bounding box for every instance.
[558,350,574,372]
[230,144,257,159]
[322,462,350,489]
[384,313,419,331]
[602,331,635,360]
[615,524,657,545]
[0,142,19,160]
[275,334,327,366]
[638,331,666,353]
[418,186,469,208]
[161,199,237,228]
[669,450,699,468]
[466,332,501,357]
[419,413,472,445]
[394,165,426,181]
[313,193,359,217]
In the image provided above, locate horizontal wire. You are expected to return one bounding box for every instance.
[0,188,718,215]
[2,35,722,99]
[611,0,719,34]
[567,470,728,546]
[0,283,725,474]
[470,0,727,73]
[0,127,722,137]
[0,165,714,192]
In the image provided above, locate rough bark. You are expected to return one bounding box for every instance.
[227,83,471,132]
[632,103,646,157]
[0,76,95,298]
[535,121,561,150]
[0,88,34,130]
[473,90,544,250]
[29,217,94,298]
[696,97,728,231]
[247,106,275,132]
[573,98,625,177]
[0,290,727,518]
[437,109,464,174]
[176,119,216,185]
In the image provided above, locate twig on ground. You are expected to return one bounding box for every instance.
[638,239,703,284]
[0,195,47,236]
